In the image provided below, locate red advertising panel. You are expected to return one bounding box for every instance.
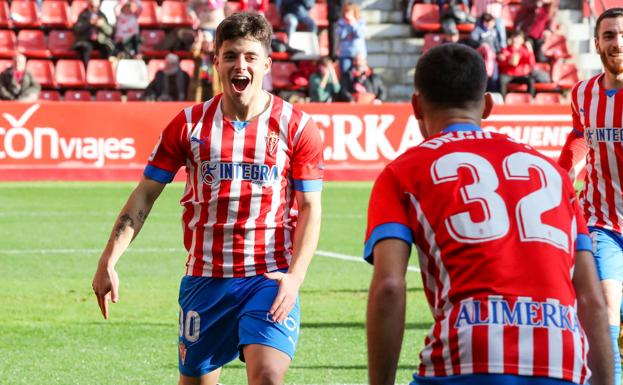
[0,102,573,181]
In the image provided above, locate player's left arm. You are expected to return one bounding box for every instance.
[265,114,324,323]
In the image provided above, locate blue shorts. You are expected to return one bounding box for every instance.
[411,374,575,385]
[589,226,623,281]
[177,272,300,377]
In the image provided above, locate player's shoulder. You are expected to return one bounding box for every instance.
[571,72,602,96]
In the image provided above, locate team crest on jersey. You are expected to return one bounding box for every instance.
[179,341,187,365]
[266,131,279,156]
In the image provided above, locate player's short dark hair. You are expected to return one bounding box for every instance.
[595,8,623,37]
[215,12,272,56]
[414,43,487,109]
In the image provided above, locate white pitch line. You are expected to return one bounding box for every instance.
[0,247,421,272]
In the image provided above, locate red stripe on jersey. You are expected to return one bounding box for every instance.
[430,321,447,376]
[532,326,549,377]
[503,314,519,374]
[191,100,219,277]
[612,92,623,233]
[561,329,575,382]
[579,334,588,383]
[232,118,260,277]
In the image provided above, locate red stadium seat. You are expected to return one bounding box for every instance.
[41,0,70,28]
[138,0,159,28]
[86,59,117,88]
[95,89,122,101]
[48,30,78,58]
[411,4,441,33]
[504,92,531,104]
[140,29,168,58]
[264,3,281,29]
[39,89,61,101]
[533,62,557,92]
[271,61,302,90]
[423,33,444,53]
[55,59,86,88]
[10,0,41,28]
[69,0,88,25]
[180,59,195,79]
[0,58,11,72]
[126,89,145,101]
[506,83,528,92]
[160,1,192,27]
[534,92,563,104]
[0,1,10,28]
[552,61,579,90]
[17,30,51,59]
[0,29,16,59]
[64,89,92,101]
[26,59,56,88]
[309,3,328,28]
[541,34,572,60]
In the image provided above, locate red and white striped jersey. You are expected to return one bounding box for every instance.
[365,123,592,383]
[145,94,324,278]
[571,73,623,232]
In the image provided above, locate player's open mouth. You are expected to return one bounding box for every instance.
[232,76,251,92]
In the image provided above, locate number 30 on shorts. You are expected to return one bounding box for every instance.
[431,151,569,252]
[179,308,200,343]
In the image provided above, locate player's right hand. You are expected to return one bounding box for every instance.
[92,265,119,320]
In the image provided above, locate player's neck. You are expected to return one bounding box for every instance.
[221,91,271,122]
[603,71,623,90]
[425,112,482,137]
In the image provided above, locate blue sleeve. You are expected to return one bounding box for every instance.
[364,222,413,264]
[144,164,175,184]
[576,233,592,253]
[293,179,323,192]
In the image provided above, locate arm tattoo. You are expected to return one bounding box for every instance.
[114,214,135,240]
[137,209,148,224]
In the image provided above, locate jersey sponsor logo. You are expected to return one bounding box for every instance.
[455,299,581,332]
[585,128,623,145]
[266,131,279,156]
[200,161,279,186]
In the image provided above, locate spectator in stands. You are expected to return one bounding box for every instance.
[143,53,190,101]
[114,0,142,58]
[281,0,317,43]
[0,54,40,102]
[515,0,558,62]
[73,0,115,66]
[497,30,536,98]
[471,0,506,50]
[471,12,504,54]
[328,0,344,59]
[338,53,385,103]
[438,0,475,36]
[309,57,341,102]
[337,2,367,75]
[239,0,269,13]
[188,0,226,51]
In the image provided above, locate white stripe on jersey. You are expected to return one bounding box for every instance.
[293,112,311,148]
[605,92,623,231]
[517,298,534,376]
[488,295,505,374]
[280,102,296,262]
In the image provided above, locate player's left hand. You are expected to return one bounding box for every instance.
[264,271,303,324]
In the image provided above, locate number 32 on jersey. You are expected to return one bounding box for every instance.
[431,151,570,252]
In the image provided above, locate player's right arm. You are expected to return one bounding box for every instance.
[557,82,588,179]
[92,109,189,320]
[92,177,166,319]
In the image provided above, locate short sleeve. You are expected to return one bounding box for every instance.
[364,166,414,264]
[291,116,324,192]
[144,109,188,184]
[570,82,584,137]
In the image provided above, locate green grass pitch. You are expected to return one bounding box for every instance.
[0,181,432,385]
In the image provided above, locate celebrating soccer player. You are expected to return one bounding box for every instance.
[365,43,613,385]
[92,12,323,385]
[557,7,623,385]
